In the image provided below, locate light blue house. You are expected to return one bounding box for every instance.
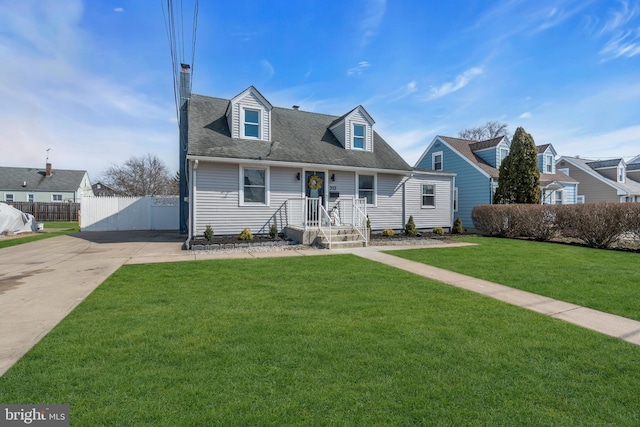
[415,136,578,229]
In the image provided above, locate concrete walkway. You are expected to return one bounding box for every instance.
[1,232,640,377]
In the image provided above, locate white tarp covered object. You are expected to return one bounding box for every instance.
[0,203,38,234]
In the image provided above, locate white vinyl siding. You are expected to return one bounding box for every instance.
[195,163,298,236]
[405,175,452,230]
[366,174,405,230]
[228,90,271,141]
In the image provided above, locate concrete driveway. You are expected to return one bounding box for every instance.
[0,231,187,376]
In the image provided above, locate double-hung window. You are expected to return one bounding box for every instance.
[358,174,375,205]
[27,194,34,202]
[242,167,267,204]
[422,184,435,207]
[52,194,62,202]
[244,109,260,139]
[554,190,563,204]
[4,193,14,202]
[618,167,625,183]
[432,152,443,171]
[546,155,553,173]
[353,124,365,149]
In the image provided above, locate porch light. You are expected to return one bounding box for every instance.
[331,174,335,182]
[296,172,300,180]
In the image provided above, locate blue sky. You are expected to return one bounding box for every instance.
[1,0,639,181]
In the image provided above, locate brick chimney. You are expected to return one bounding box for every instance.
[46,163,52,177]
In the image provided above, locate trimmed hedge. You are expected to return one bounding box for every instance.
[472,203,640,249]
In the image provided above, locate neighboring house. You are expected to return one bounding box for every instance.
[0,163,92,203]
[92,181,119,197]
[628,155,640,164]
[556,156,640,203]
[415,136,578,228]
[182,85,455,244]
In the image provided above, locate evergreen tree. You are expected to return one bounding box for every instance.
[493,127,540,204]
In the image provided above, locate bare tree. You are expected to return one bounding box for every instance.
[101,154,175,196]
[459,121,510,141]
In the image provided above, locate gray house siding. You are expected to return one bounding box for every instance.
[194,162,298,236]
[368,173,405,231]
[558,162,619,203]
[404,175,453,230]
[416,142,489,229]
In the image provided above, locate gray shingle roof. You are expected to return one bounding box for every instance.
[628,163,640,171]
[187,94,412,172]
[540,171,578,186]
[537,144,551,154]
[0,166,87,192]
[586,158,623,168]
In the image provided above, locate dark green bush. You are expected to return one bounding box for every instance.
[269,224,278,238]
[203,225,214,242]
[452,217,463,234]
[404,215,417,236]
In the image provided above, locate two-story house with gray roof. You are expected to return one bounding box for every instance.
[0,163,92,203]
[183,86,455,246]
[415,136,578,229]
[556,156,640,203]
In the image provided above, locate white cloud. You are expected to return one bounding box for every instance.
[520,112,532,118]
[359,0,386,46]
[114,7,124,13]
[347,61,371,76]
[596,0,640,60]
[425,67,484,100]
[261,60,275,80]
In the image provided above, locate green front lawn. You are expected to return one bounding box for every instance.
[0,222,78,249]
[1,255,639,425]
[389,236,640,321]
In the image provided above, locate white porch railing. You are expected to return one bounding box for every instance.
[286,197,368,247]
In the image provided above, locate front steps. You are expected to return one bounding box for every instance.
[315,226,367,249]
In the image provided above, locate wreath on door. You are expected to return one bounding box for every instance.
[308,174,323,190]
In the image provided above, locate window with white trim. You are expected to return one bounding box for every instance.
[422,184,435,207]
[241,167,267,205]
[4,193,14,202]
[357,174,375,205]
[546,155,553,173]
[243,109,260,139]
[432,151,443,171]
[353,124,365,149]
[577,195,585,204]
[27,193,34,202]
[52,194,62,201]
[554,190,563,204]
[618,167,625,183]
[558,168,569,176]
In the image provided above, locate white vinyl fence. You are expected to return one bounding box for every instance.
[80,196,179,232]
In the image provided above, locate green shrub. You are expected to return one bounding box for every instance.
[404,216,417,236]
[432,227,445,235]
[452,217,463,234]
[269,224,278,238]
[382,229,395,237]
[203,225,214,242]
[238,228,254,241]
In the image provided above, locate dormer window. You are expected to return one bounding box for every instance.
[618,167,625,183]
[546,155,553,173]
[243,109,260,139]
[353,124,365,149]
